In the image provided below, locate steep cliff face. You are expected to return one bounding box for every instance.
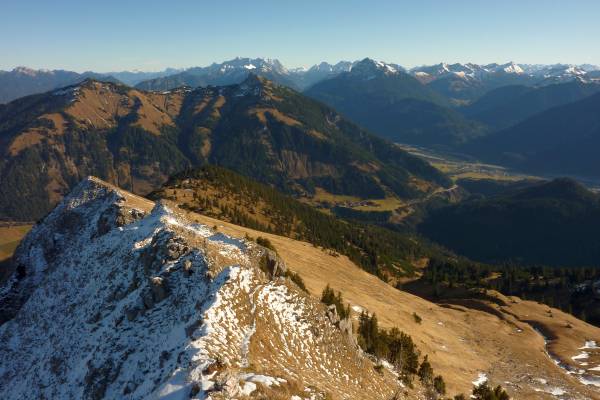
[0,177,406,399]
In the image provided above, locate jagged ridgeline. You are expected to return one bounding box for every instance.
[0,75,449,221]
[149,165,447,279]
[0,177,415,399]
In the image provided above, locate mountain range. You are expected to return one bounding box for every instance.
[0,75,448,221]
[135,58,300,91]
[4,57,600,192]
[3,57,598,104]
[411,62,599,102]
[305,58,489,148]
[0,67,180,103]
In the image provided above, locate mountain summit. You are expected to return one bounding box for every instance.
[0,177,402,399]
[135,57,298,91]
[349,58,401,77]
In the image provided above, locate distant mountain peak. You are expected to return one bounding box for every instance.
[496,62,524,74]
[350,58,399,77]
[238,72,271,91]
[216,57,288,74]
[12,66,51,76]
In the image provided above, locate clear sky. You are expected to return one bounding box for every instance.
[2,0,599,72]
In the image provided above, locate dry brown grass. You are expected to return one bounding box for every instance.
[193,98,211,115]
[129,90,177,135]
[63,83,178,136]
[8,131,46,155]
[145,91,185,119]
[6,112,69,156]
[210,95,226,119]
[307,129,327,140]
[248,378,305,400]
[248,107,302,127]
[180,210,600,399]
[0,225,32,261]
[66,83,134,130]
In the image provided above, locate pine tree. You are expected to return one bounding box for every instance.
[433,375,446,395]
[418,355,434,385]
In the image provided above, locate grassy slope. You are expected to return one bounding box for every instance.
[147,169,600,397]
[180,205,600,399]
[0,224,32,261]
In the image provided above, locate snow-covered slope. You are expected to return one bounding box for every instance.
[0,177,401,400]
[410,61,598,85]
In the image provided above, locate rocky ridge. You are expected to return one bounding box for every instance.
[0,177,411,399]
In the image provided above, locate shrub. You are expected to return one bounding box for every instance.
[321,284,349,319]
[418,355,433,385]
[256,236,276,251]
[472,383,510,400]
[286,270,308,292]
[433,375,446,395]
[413,312,422,324]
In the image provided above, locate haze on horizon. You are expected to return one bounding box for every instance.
[2,0,600,72]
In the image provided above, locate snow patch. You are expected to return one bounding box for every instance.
[572,352,589,361]
[472,373,487,387]
[580,340,600,349]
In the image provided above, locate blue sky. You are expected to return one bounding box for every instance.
[2,0,599,72]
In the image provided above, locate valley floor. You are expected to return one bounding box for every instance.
[397,143,600,191]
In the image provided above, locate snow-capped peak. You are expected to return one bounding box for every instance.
[497,62,524,74]
[350,58,399,77]
[12,66,52,76]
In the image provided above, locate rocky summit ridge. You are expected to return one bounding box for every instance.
[0,177,407,400]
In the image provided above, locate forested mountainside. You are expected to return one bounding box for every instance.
[466,91,600,178]
[0,76,448,221]
[149,165,468,282]
[420,178,600,267]
[462,80,600,130]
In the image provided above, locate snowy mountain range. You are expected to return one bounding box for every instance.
[410,62,595,82]
[2,58,599,103]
